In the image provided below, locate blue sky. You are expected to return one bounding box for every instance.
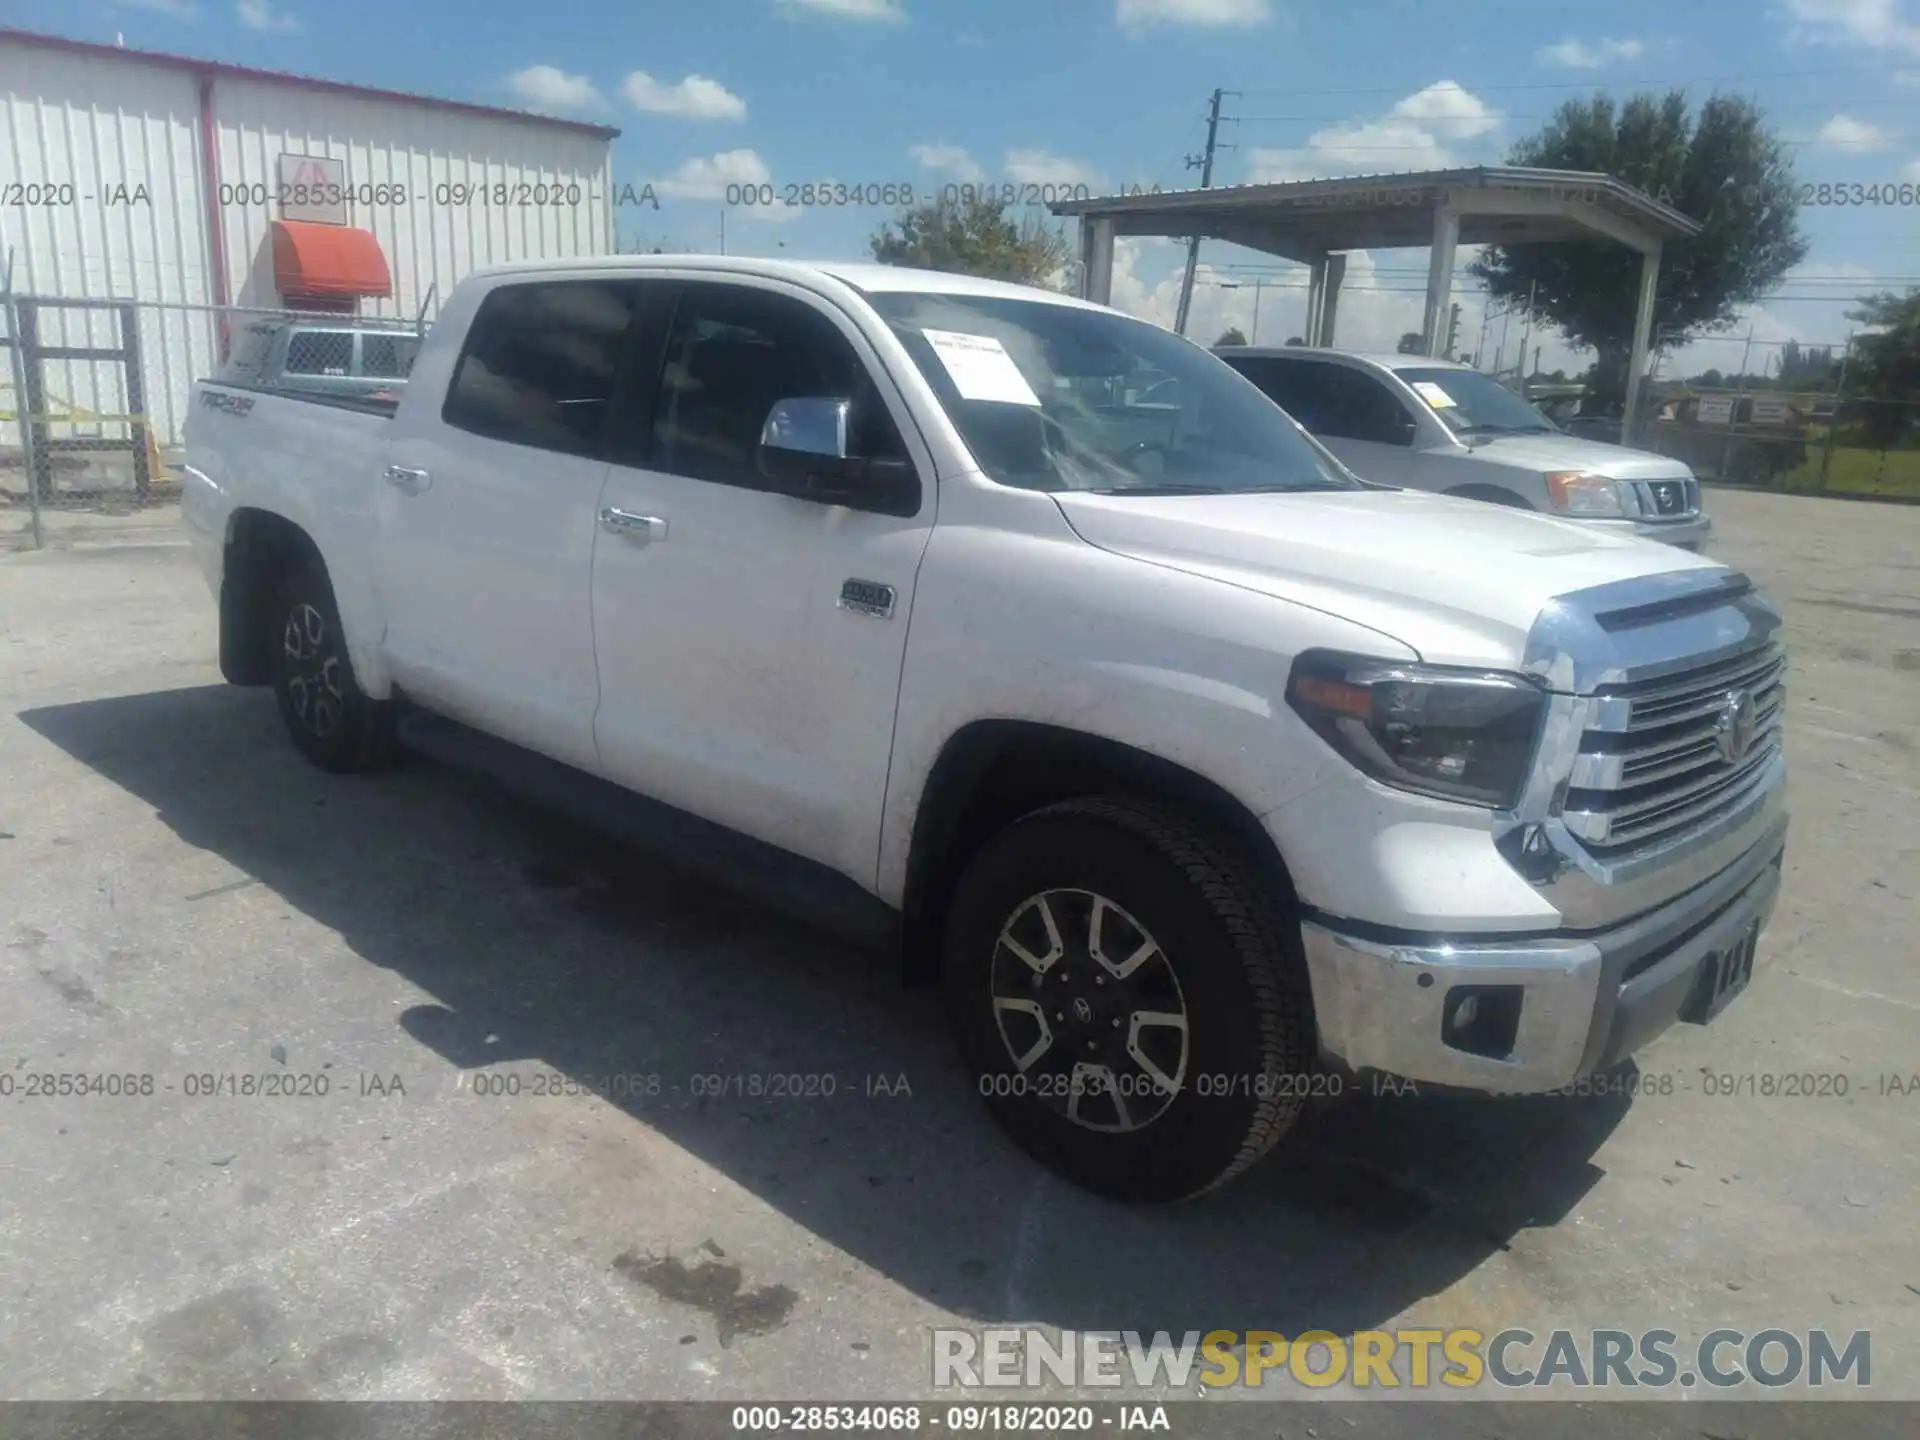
[28,0,1920,375]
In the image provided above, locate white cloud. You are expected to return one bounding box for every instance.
[1247,80,1501,181]
[653,149,771,199]
[235,0,297,29]
[651,149,801,224]
[1814,114,1898,149]
[1905,157,1920,179]
[775,0,905,20]
[621,72,747,120]
[1535,36,1646,68]
[1116,0,1272,33]
[1004,148,1103,188]
[1783,0,1920,56]
[120,0,199,17]
[1388,80,1501,137]
[506,66,605,113]
[910,143,987,183]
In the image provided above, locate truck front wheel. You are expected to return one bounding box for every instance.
[269,563,397,773]
[942,796,1316,1201]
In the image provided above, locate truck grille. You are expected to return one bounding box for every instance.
[1633,478,1699,518]
[1562,643,1785,857]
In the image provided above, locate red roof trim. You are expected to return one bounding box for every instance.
[0,27,621,140]
[272,220,393,299]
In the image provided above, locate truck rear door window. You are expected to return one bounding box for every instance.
[442,282,640,457]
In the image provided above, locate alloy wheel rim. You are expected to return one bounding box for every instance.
[283,602,345,740]
[989,888,1189,1133]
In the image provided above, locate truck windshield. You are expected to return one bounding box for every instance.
[867,291,1359,495]
[1396,367,1561,438]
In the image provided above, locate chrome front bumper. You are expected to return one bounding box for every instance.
[1300,817,1786,1092]
[1578,512,1713,550]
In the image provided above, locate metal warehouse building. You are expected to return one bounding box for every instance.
[0,26,619,456]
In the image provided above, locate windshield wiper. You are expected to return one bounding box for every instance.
[1085,483,1223,495]
[1452,422,1555,437]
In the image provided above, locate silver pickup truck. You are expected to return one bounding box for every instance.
[1218,345,1712,550]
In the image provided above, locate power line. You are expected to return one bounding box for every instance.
[1231,64,1920,99]
[1236,96,1920,122]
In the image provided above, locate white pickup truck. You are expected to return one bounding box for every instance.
[183,257,1788,1202]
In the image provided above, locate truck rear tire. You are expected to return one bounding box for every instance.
[942,796,1316,1201]
[269,562,397,773]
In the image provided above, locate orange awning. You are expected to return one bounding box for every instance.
[271,219,392,300]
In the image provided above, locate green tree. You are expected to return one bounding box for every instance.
[1469,92,1808,409]
[869,194,1072,287]
[1216,326,1249,346]
[1843,288,1920,449]
[1396,331,1426,355]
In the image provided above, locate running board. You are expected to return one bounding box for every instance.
[394,707,901,956]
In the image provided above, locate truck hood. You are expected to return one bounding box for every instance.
[1458,431,1694,480]
[1053,487,1723,675]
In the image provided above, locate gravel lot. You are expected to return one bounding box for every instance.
[1,489,1916,1426]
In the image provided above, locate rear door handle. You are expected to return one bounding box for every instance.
[384,465,431,493]
[600,507,668,544]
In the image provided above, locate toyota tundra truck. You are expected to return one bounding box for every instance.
[181,257,1788,1202]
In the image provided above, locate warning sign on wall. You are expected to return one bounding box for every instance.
[278,153,349,226]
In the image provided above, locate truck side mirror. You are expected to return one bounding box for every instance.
[756,396,919,516]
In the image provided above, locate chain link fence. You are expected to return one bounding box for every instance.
[1638,335,1919,504]
[4,291,426,549]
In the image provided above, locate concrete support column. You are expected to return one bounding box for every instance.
[1318,252,1348,348]
[1079,218,1115,305]
[1624,241,1663,447]
[1303,256,1328,346]
[1422,204,1460,357]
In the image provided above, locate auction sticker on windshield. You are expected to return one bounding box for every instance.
[923,330,1042,406]
[1411,380,1457,408]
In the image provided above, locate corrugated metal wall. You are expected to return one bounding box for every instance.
[0,42,212,455]
[1,36,613,450]
[212,76,613,323]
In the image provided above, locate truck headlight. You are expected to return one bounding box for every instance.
[1546,471,1639,518]
[1285,652,1548,809]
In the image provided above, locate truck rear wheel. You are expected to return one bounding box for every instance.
[269,563,397,773]
[942,796,1315,1201]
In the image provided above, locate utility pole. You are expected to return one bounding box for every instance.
[1443,303,1461,362]
[1174,88,1230,337]
[1517,279,1537,382]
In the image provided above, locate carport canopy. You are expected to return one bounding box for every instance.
[1050,166,1702,435]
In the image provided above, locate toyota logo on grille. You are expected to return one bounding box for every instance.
[1713,688,1758,763]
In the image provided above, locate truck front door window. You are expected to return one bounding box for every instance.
[1301,364,1416,446]
[648,284,906,492]
[442,281,639,457]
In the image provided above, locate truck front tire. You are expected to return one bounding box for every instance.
[269,563,397,773]
[942,796,1316,1201]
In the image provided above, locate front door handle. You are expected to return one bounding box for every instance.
[600,507,668,544]
[384,464,431,493]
